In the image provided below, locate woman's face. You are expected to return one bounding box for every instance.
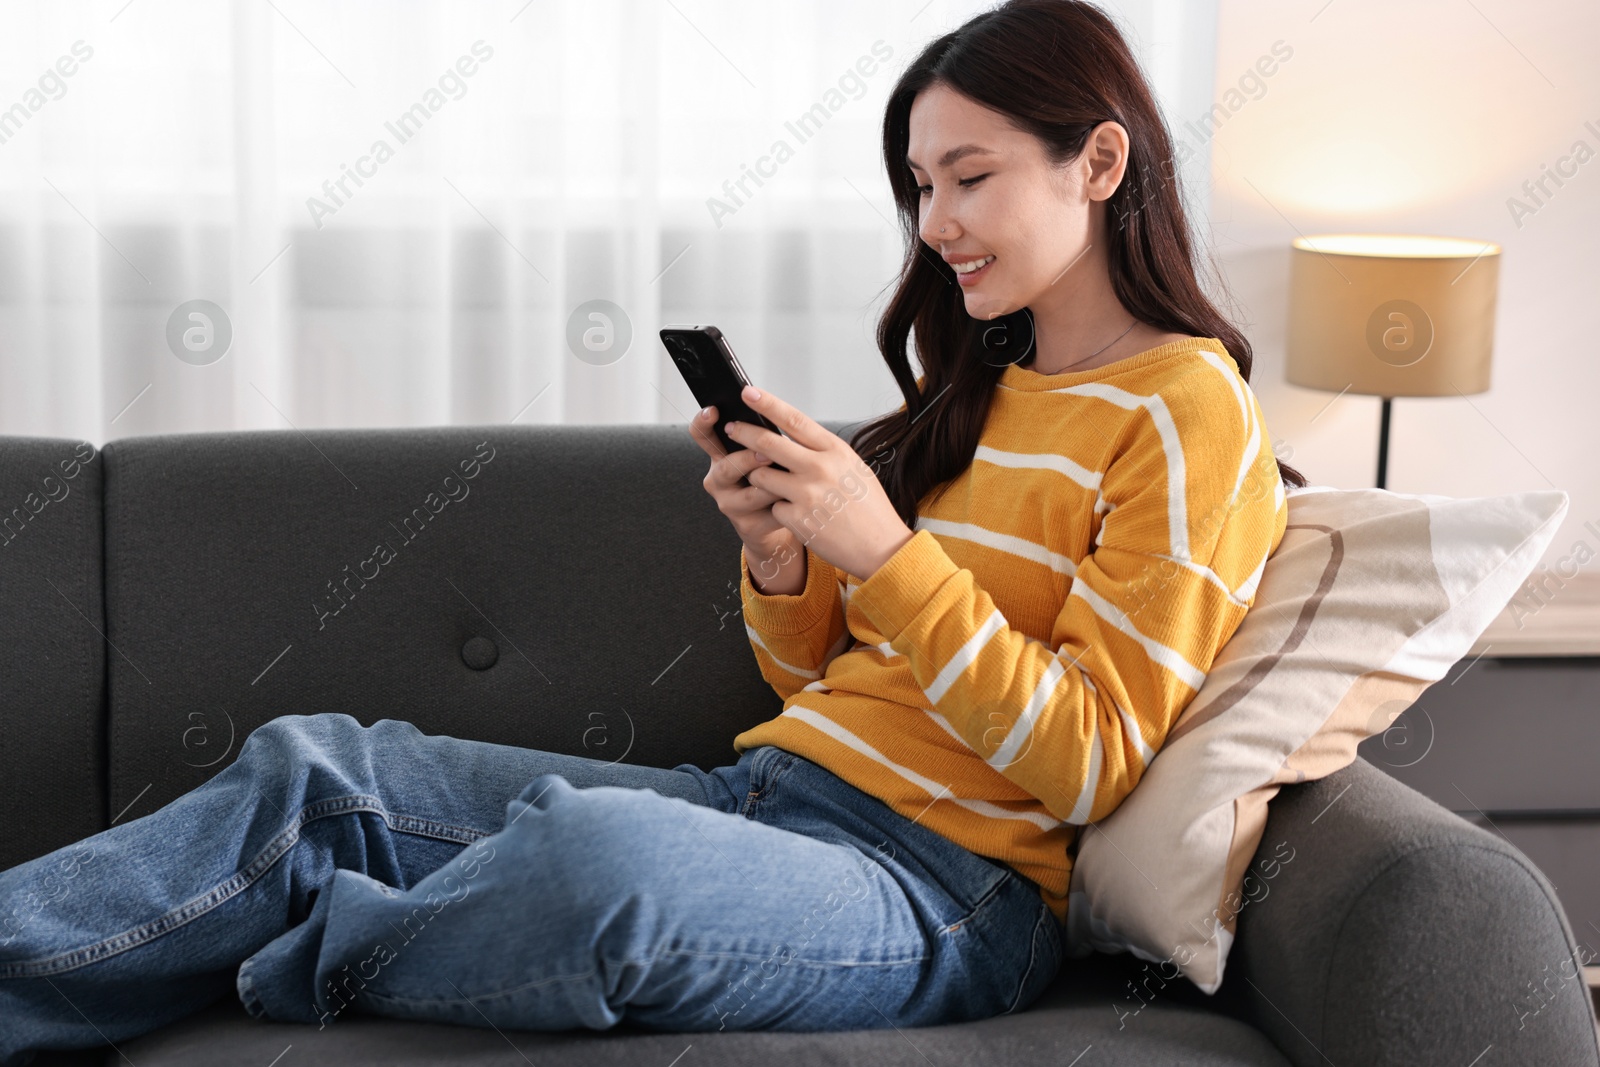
[907,82,1118,321]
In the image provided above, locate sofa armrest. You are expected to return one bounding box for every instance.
[1223,757,1600,1067]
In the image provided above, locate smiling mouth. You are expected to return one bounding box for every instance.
[954,255,996,283]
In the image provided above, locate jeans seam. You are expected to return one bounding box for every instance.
[1004,905,1050,1015]
[358,964,602,1009]
[647,944,931,966]
[0,794,492,980]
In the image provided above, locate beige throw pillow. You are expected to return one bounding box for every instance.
[1062,483,1571,993]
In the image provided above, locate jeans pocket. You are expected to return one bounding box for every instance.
[937,863,1013,935]
[927,871,1052,1024]
[739,747,799,818]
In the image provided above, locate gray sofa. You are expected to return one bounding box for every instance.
[4,420,1597,1067]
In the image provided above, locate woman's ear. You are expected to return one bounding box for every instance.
[1082,120,1131,202]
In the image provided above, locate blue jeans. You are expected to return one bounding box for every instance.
[0,713,1061,1062]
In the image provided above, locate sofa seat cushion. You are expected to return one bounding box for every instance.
[110,956,1291,1067]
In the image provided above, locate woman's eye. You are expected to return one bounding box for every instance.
[916,174,989,196]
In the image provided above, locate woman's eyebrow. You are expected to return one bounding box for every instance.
[906,144,997,171]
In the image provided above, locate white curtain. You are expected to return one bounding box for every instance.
[0,0,1218,445]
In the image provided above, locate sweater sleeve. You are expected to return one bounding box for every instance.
[736,371,927,701]
[848,369,1285,825]
[740,543,853,701]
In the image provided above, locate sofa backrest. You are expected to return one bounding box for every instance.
[0,436,107,870]
[85,420,879,830]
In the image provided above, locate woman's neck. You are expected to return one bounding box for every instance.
[1022,241,1147,373]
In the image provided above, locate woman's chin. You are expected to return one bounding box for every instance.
[967,299,1012,320]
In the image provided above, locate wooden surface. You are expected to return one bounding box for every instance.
[1469,571,1600,657]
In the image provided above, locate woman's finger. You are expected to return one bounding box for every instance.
[707,446,773,492]
[686,407,730,461]
[737,385,831,452]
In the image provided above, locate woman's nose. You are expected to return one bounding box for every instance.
[919,200,956,246]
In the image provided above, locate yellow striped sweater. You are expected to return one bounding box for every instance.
[730,336,1289,927]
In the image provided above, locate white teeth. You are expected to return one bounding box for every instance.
[952,255,995,274]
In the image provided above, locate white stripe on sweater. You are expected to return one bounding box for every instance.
[1070,578,1208,691]
[923,607,1009,705]
[916,517,1079,578]
[745,624,820,679]
[987,656,1065,770]
[973,444,1102,492]
[1043,381,1190,561]
[781,705,1063,831]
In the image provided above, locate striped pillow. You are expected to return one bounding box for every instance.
[1062,483,1571,993]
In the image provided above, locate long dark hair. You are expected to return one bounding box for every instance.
[850,0,1308,529]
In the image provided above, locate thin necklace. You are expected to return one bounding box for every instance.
[1033,317,1138,373]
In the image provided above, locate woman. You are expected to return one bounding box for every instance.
[0,0,1306,1058]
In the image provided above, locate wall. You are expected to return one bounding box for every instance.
[1211,0,1599,573]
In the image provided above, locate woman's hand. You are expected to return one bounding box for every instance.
[688,403,804,588]
[722,384,914,582]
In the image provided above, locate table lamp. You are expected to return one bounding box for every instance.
[1285,234,1501,489]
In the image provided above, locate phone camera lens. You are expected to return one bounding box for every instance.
[665,336,702,376]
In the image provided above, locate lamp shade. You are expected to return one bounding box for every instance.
[1286,234,1499,397]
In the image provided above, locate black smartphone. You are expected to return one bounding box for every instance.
[660,324,790,473]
